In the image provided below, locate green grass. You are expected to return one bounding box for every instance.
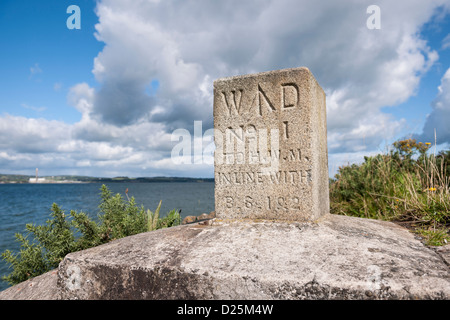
[330,139,449,246]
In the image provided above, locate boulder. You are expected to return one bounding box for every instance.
[1,214,449,300]
[57,214,449,299]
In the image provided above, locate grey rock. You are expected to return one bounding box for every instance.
[197,213,210,221]
[433,244,450,266]
[0,269,59,300]
[181,215,197,225]
[206,211,216,219]
[0,214,441,300]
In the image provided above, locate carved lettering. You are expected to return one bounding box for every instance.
[220,172,231,184]
[222,89,243,115]
[245,172,255,183]
[283,121,289,139]
[221,148,309,164]
[225,126,245,164]
[222,83,299,116]
[267,196,302,211]
[220,194,305,212]
[216,170,312,186]
[225,196,234,208]
[281,83,299,109]
[256,84,276,116]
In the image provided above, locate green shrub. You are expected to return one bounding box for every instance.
[330,139,449,246]
[2,204,77,285]
[1,185,181,286]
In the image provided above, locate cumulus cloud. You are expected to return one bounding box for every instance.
[0,112,176,177]
[414,67,450,145]
[85,0,447,149]
[0,115,70,154]
[3,0,450,177]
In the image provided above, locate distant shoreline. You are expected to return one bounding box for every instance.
[0,174,214,184]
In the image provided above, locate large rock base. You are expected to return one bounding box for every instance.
[1,214,449,299]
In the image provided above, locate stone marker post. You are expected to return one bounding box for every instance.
[214,67,329,221]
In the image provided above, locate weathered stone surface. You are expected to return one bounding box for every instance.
[434,244,450,266]
[181,211,216,225]
[2,214,448,300]
[0,269,59,300]
[50,214,449,299]
[214,67,329,222]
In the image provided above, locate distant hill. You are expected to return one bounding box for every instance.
[0,174,214,184]
[0,174,31,183]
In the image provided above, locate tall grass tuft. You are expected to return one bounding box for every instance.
[330,139,449,246]
[147,200,162,231]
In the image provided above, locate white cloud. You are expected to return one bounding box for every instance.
[87,1,447,146]
[3,0,450,177]
[0,114,70,154]
[443,33,450,49]
[67,82,95,116]
[21,103,47,113]
[415,67,450,145]
[29,63,42,78]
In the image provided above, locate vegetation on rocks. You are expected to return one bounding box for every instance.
[330,138,449,246]
[1,185,181,286]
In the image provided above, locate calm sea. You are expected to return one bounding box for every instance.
[0,182,214,292]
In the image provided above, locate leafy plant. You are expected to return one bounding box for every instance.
[158,209,182,229]
[2,204,76,285]
[147,201,181,231]
[1,185,181,286]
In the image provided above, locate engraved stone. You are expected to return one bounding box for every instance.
[214,67,329,221]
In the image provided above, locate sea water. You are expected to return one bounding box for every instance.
[0,182,214,292]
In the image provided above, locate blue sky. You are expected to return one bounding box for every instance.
[386,13,450,136]
[0,0,101,123]
[1,1,450,178]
